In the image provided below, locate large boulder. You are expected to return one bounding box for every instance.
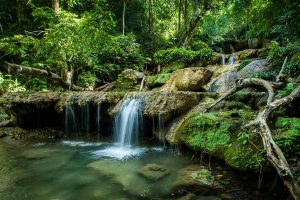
[161,68,213,92]
[237,59,270,78]
[171,165,222,195]
[175,110,265,172]
[121,69,145,81]
[208,59,270,93]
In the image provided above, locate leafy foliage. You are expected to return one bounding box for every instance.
[276,83,296,98]
[0,73,26,94]
[154,47,212,64]
[274,117,300,157]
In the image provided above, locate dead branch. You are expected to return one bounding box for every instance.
[0,61,84,91]
[94,82,115,91]
[276,56,288,83]
[205,78,275,112]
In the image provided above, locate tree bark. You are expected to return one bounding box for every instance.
[52,0,60,14]
[184,0,188,33]
[182,1,210,47]
[94,82,115,91]
[178,0,182,32]
[148,0,153,33]
[0,61,84,91]
[122,0,128,35]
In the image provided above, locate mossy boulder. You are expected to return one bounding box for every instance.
[161,67,213,91]
[171,165,222,195]
[177,109,264,171]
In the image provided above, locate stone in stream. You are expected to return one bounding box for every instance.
[21,148,60,160]
[171,165,222,195]
[138,163,169,181]
[87,160,173,198]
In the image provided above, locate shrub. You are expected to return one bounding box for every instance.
[0,73,26,94]
[190,40,209,51]
[154,47,213,64]
[78,71,97,88]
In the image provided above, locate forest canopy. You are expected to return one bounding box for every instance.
[0,0,299,91]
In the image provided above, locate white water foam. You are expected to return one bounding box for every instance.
[91,145,164,160]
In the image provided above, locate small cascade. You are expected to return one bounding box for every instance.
[64,105,78,136]
[229,54,235,64]
[79,103,90,136]
[221,54,226,65]
[113,98,143,146]
[96,103,101,141]
[158,113,166,143]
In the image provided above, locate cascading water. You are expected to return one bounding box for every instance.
[221,54,226,65]
[229,54,235,64]
[96,103,101,141]
[113,98,143,146]
[80,103,90,136]
[64,105,78,136]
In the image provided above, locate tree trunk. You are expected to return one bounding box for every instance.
[184,0,188,33]
[148,0,153,33]
[182,1,209,47]
[52,0,59,14]
[122,0,128,35]
[178,0,182,32]
[0,61,84,91]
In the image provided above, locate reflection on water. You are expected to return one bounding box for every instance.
[0,138,189,200]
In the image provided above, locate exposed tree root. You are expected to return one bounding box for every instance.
[205,77,300,199]
[0,61,84,91]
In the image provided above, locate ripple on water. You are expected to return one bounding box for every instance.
[61,140,103,147]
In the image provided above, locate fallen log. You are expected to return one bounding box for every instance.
[0,61,84,91]
[94,81,115,91]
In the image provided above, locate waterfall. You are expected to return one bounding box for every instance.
[80,103,90,136]
[229,54,235,64]
[113,98,143,146]
[96,103,101,141]
[64,105,78,136]
[221,54,226,65]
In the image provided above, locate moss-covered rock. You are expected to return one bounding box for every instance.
[171,165,222,195]
[160,67,213,91]
[176,109,264,171]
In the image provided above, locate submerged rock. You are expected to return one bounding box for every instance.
[172,165,221,195]
[138,163,169,181]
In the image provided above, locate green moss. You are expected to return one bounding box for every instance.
[224,144,264,171]
[146,73,170,89]
[178,109,263,171]
[162,62,185,74]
